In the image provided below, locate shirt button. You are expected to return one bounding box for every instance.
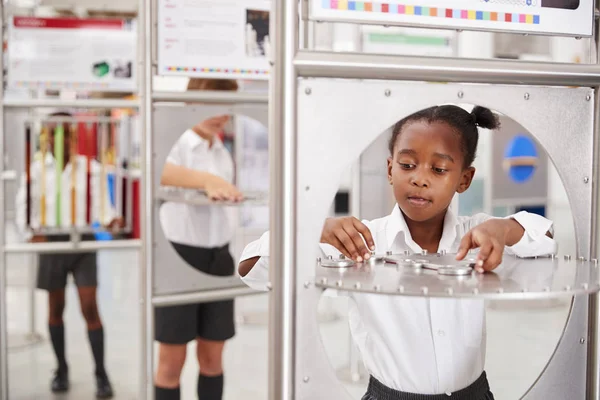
[438,330,445,337]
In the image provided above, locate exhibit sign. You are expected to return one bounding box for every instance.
[7,17,137,92]
[158,0,271,80]
[311,0,593,37]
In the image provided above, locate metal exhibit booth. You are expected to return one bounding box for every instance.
[268,1,600,400]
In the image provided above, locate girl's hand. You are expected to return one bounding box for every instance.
[205,176,243,202]
[320,217,375,262]
[456,219,524,273]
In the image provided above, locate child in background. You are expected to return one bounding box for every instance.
[16,112,121,398]
[154,78,242,400]
[238,105,556,399]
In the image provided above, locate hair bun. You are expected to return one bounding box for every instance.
[471,106,500,130]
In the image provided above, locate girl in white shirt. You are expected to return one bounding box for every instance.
[238,105,556,400]
[154,79,243,400]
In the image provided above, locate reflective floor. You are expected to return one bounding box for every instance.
[5,245,573,400]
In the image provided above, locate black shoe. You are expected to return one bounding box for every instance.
[95,373,114,399]
[51,369,69,393]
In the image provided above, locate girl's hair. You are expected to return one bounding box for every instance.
[187,78,239,91]
[388,105,500,168]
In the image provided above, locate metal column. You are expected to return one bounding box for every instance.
[0,0,8,396]
[269,0,299,398]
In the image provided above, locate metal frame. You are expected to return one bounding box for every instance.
[0,3,142,400]
[270,2,600,400]
[140,1,273,399]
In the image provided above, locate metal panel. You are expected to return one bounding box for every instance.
[151,104,268,296]
[295,79,594,399]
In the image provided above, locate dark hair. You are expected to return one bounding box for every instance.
[388,105,500,168]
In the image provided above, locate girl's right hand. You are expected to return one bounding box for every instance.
[320,217,375,262]
[205,176,243,202]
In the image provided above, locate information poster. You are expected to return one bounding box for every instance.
[8,17,137,92]
[361,26,455,57]
[158,0,271,80]
[312,0,593,37]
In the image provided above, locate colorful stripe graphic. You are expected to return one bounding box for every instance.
[165,67,270,75]
[323,1,540,25]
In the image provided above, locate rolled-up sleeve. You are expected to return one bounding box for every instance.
[505,211,557,257]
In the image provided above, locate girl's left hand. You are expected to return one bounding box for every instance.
[455,219,514,273]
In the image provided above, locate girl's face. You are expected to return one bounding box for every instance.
[387,120,475,223]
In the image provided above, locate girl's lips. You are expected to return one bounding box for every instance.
[407,197,431,207]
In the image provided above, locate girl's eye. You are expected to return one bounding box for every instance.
[433,167,447,174]
[399,163,415,170]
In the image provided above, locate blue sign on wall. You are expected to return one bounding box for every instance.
[503,135,538,184]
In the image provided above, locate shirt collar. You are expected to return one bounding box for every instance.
[385,204,460,252]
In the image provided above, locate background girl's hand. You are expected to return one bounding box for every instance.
[320,217,375,262]
[205,176,243,202]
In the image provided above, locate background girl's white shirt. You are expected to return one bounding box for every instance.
[15,153,117,238]
[238,206,556,395]
[159,129,235,248]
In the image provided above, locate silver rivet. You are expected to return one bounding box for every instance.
[581,338,586,344]
[304,281,311,288]
[398,285,405,293]
[422,250,428,256]
[354,282,361,289]
[587,94,592,101]
[472,288,479,294]
[316,257,321,262]
[457,91,464,99]
[579,256,586,262]
[441,250,447,255]
[305,186,310,191]
[446,288,454,295]
[421,287,429,295]
[339,254,346,260]
[327,255,333,260]
[336,280,343,287]
[524,93,530,100]
[384,89,391,97]
[305,88,312,95]
[303,376,310,383]
[404,250,410,255]
[521,288,528,292]
[593,259,598,264]
[584,177,590,184]
[370,250,376,256]
[386,250,392,256]
[565,285,572,291]
[497,288,504,294]
[543,287,550,292]
[266,282,273,290]
[582,283,589,290]
[565,255,572,261]
[320,278,328,285]
[374,285,381,292]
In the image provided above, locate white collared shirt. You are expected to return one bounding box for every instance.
[239,206,556,394]
[159,129,235,248]
[16,154,116,237]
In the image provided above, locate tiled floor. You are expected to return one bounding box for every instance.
[5,247,574,400]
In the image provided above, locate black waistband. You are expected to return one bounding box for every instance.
[365,372,491,400]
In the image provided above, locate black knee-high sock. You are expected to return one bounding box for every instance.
[49,325,68,373]
[155,386,180,400]
[87,327,106,377]
[197,374,223,400]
